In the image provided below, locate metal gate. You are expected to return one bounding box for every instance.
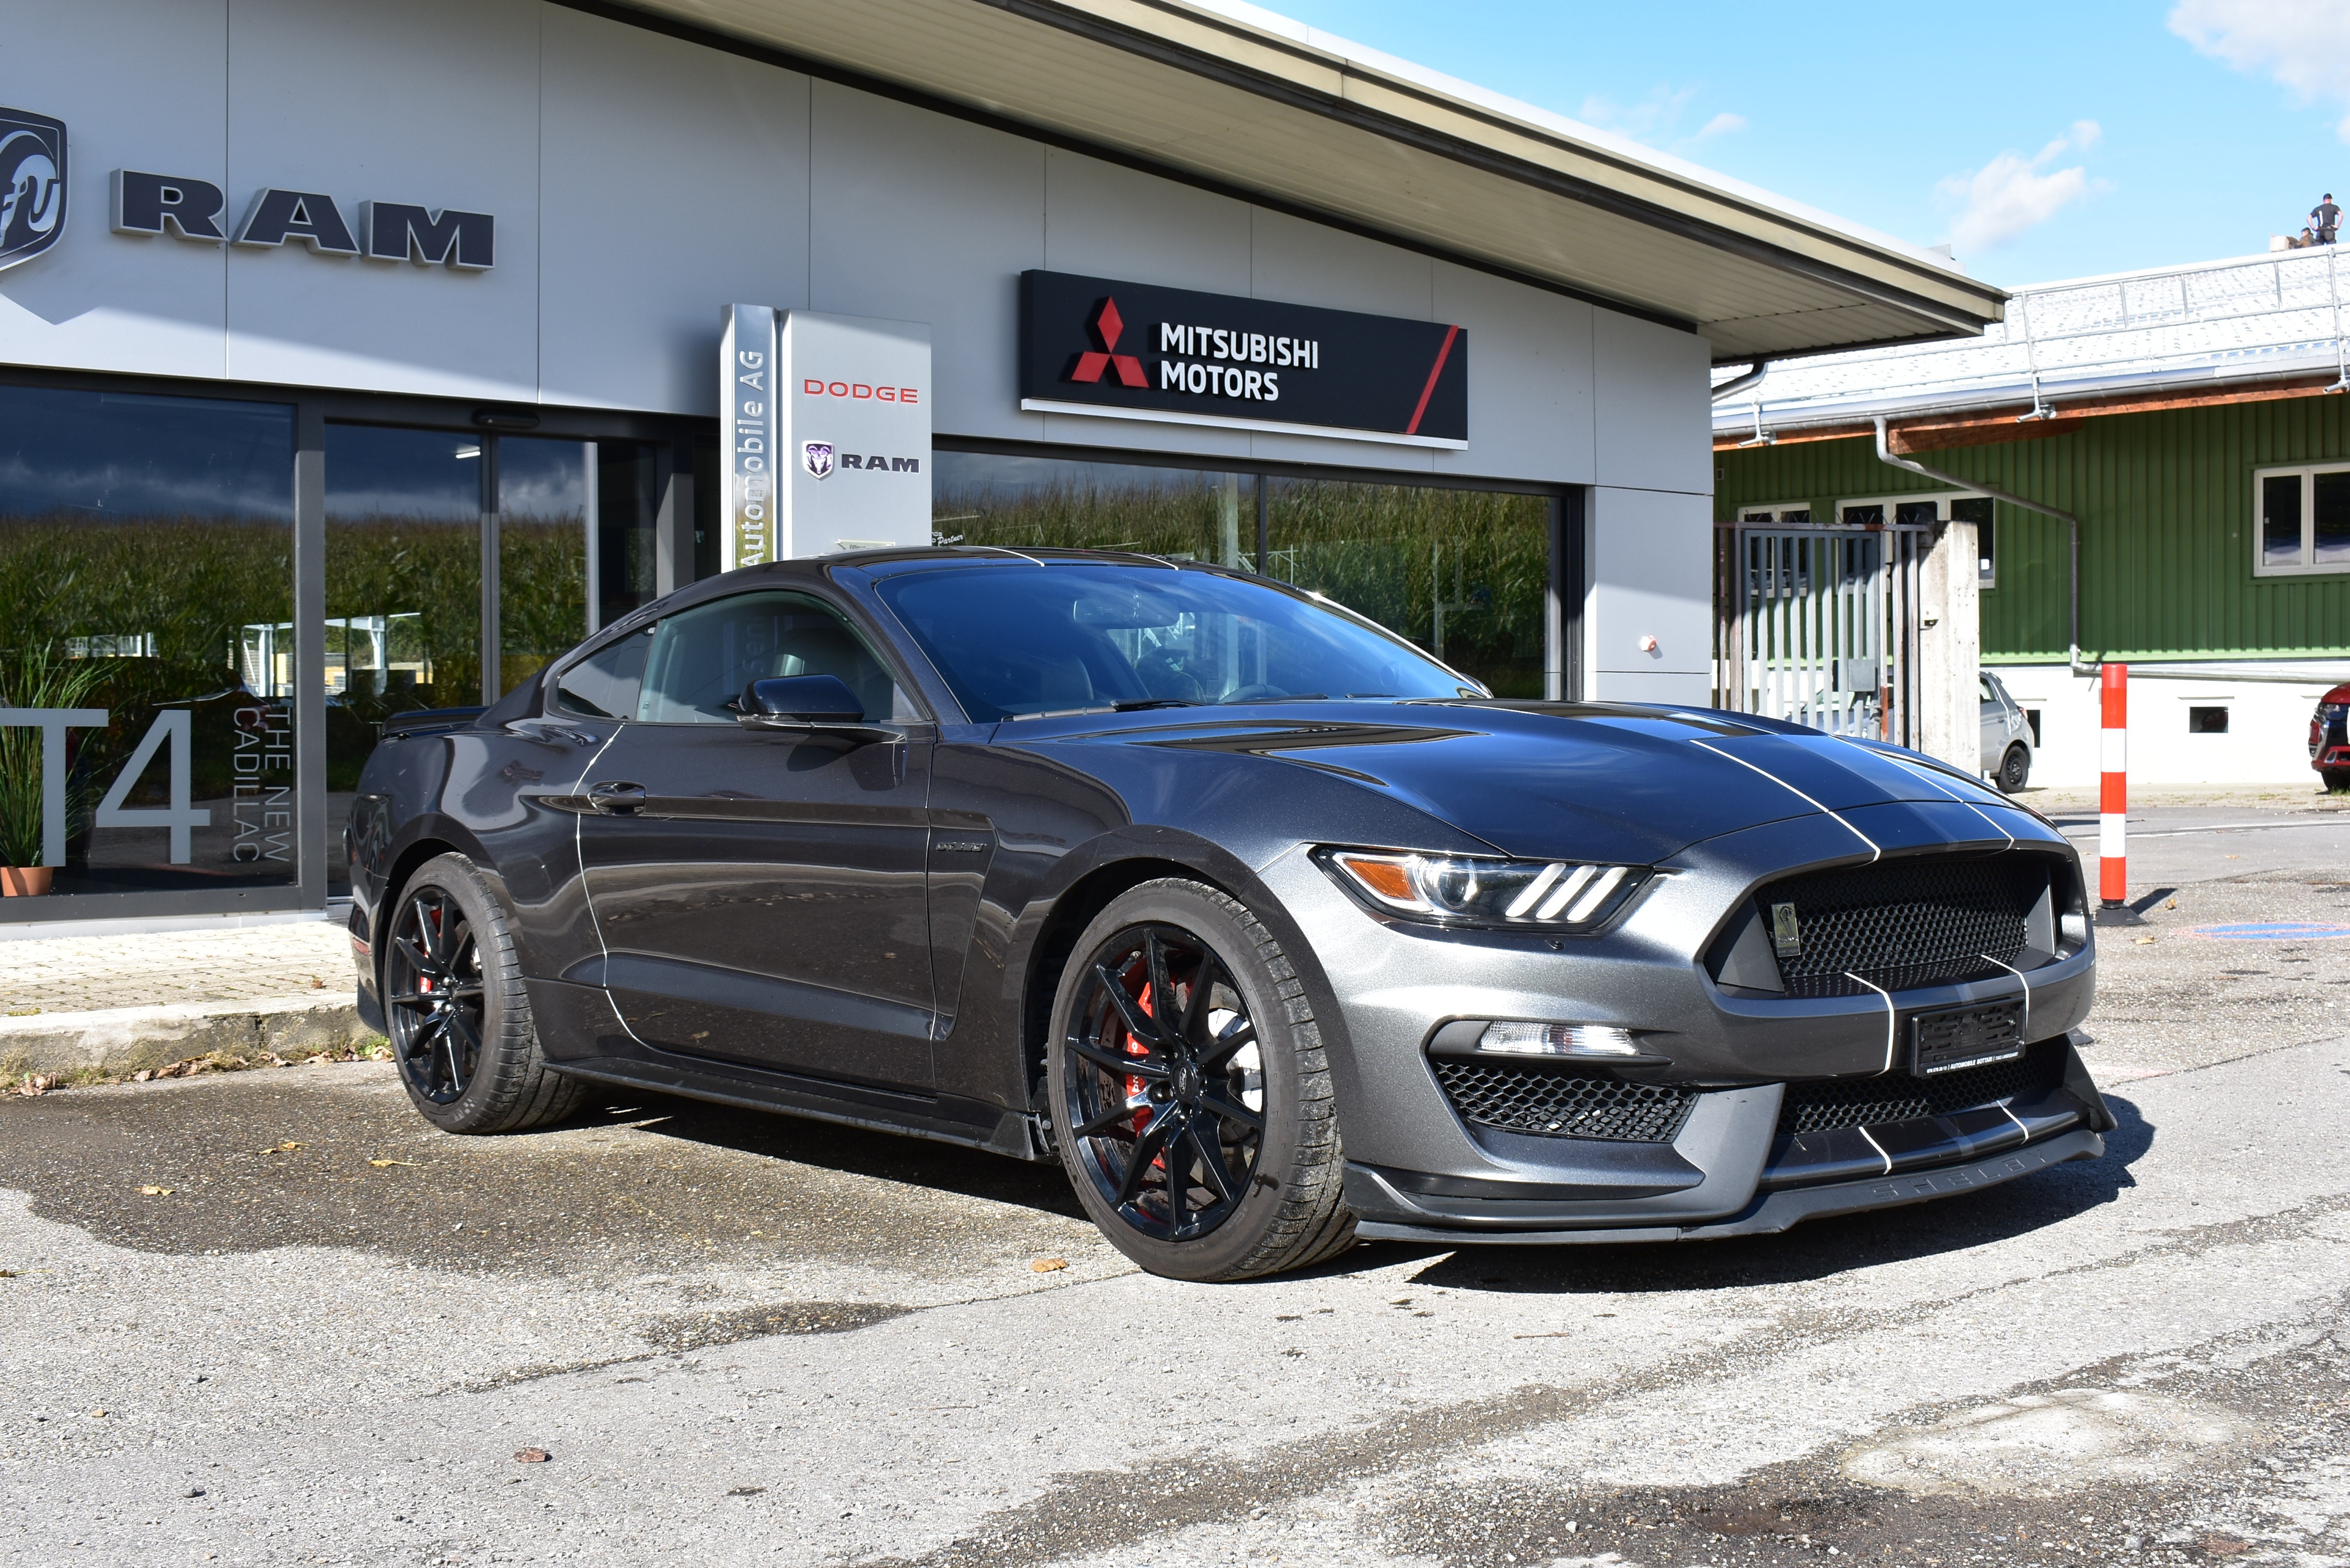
[1714,526,1926,744]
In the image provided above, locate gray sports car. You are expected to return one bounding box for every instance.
[347,549,2108,1281]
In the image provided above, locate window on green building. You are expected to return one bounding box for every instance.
[2254,464,2350,575]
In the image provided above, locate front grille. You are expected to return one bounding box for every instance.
[1776,1041,2069,1136]
[1432,1058,1698,1143]
[1759,855,2049,999]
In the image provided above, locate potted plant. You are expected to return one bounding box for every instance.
[0,644,108,896]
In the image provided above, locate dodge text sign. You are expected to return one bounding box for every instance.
[1017,270,1466,448]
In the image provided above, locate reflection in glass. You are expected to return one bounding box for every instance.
[322,425,482,817]
[593,443,662,632]
[2314,471,2350,566]
[498,436,589,696]
[1266,478,1547,697]
[932,453,1253,566]
[499,439,662,697]
[0,386,296,896]
[2264,474,2303,567]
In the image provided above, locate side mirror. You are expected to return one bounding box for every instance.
[741,674,864,724]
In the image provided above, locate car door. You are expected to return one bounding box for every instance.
[576,587,937,1089]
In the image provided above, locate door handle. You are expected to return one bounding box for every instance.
[587,781,647,816]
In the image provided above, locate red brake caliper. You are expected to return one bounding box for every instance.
[1126,970,1155,1141]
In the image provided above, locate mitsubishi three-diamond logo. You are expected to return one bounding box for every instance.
[0,106,65,274]
[1066,297,1148,388]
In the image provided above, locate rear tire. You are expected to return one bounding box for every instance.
[1996,744,2031,794]
[1045,878,1354,1282]
[382,852,585,1134]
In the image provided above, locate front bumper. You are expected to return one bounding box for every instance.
[1254,805,2106,1240]
[1341,1037,2107,1240]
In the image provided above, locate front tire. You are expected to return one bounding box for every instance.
[382,852,585,1134]
[1996,744,2031,793]
[2325,767,2350,794]
[1046,879,1354,1281]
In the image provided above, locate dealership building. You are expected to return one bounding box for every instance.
[0,0,1999,930]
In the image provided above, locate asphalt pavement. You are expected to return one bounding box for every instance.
[2,801,2347,1568]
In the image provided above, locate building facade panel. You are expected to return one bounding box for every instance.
[221,0,543,400]
[1430,260,1596,488]
[807,79,1044,443]
[0,0,229,381]
[1587,485,1712,705]
[1594,308,1710,497]
[537,4,813,414]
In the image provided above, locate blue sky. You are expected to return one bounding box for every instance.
[1264,1,2350,291]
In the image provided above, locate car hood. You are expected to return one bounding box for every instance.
[1051,699,2014,863]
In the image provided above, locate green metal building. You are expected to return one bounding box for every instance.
[1712,247,2350,788]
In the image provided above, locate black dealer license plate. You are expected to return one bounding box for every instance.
[1910,1000,2024,1076]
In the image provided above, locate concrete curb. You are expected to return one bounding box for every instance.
[0,994,375,1078]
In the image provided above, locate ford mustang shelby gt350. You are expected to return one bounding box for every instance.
[348,549,2108,1281]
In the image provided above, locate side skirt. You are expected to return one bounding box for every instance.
[546,1056,1054,1163]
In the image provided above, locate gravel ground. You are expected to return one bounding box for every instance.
[1,803,2345,1567]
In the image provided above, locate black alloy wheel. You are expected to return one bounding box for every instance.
[379,852,586,1134]
[386,883,483,1105]
[1061,923,1265,1243]
[1046,878,1355,1281]
[1997,744,2031,794]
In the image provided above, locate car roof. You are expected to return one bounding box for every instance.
[827,546,1231,579]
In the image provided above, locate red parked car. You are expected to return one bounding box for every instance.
[2312,683,2350,791]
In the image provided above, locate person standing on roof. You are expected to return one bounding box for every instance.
[2314,194,2342,244]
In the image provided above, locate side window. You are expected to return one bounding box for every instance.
[551,627,652,719]
[636,590,906,725]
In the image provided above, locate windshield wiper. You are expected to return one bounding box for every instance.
[1114,698,1204,711]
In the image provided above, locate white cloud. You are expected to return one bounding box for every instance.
[1937,121,2109,252]
[2170,0,2350,139]
[1576,87,1745,151]
[1576,85,1697,142]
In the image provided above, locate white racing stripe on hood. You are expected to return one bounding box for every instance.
[1884,755,2018,850]
[1689,738,1882,863]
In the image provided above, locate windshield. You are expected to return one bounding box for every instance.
[874,562,1481,721]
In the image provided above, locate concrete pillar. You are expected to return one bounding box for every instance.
[1914,518,1981,773]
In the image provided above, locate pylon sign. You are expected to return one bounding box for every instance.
[720,306,931,569]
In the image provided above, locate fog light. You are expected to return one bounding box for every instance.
[1476,1022,1642,1058]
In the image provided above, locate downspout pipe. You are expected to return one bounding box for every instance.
[1873,416,2091,677]
[1711,361,1768,402]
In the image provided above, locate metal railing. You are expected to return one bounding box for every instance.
[1717,247,2350,432]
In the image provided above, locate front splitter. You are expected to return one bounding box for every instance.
[1351,1128,2104,1246]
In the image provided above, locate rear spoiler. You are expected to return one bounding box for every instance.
[381,706,488,738]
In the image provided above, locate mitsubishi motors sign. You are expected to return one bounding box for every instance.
[720,306,931,569]
[1018,270,1467,448]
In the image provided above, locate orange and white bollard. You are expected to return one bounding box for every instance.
[2100,663,2127,907]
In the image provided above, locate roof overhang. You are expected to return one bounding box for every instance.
[586,0,2007,360]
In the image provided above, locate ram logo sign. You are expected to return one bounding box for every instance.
[0,106,67,274]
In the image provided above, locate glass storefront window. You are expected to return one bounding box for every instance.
[497,437,664,699]
[1267,478,1548,698]
[0,386,297,895]
[322,425,483,807]
[497,436,589,696]
[932,452,1256,567]
[935,450,1552,699]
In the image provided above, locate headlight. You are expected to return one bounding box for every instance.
[1316,848,1650,932]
